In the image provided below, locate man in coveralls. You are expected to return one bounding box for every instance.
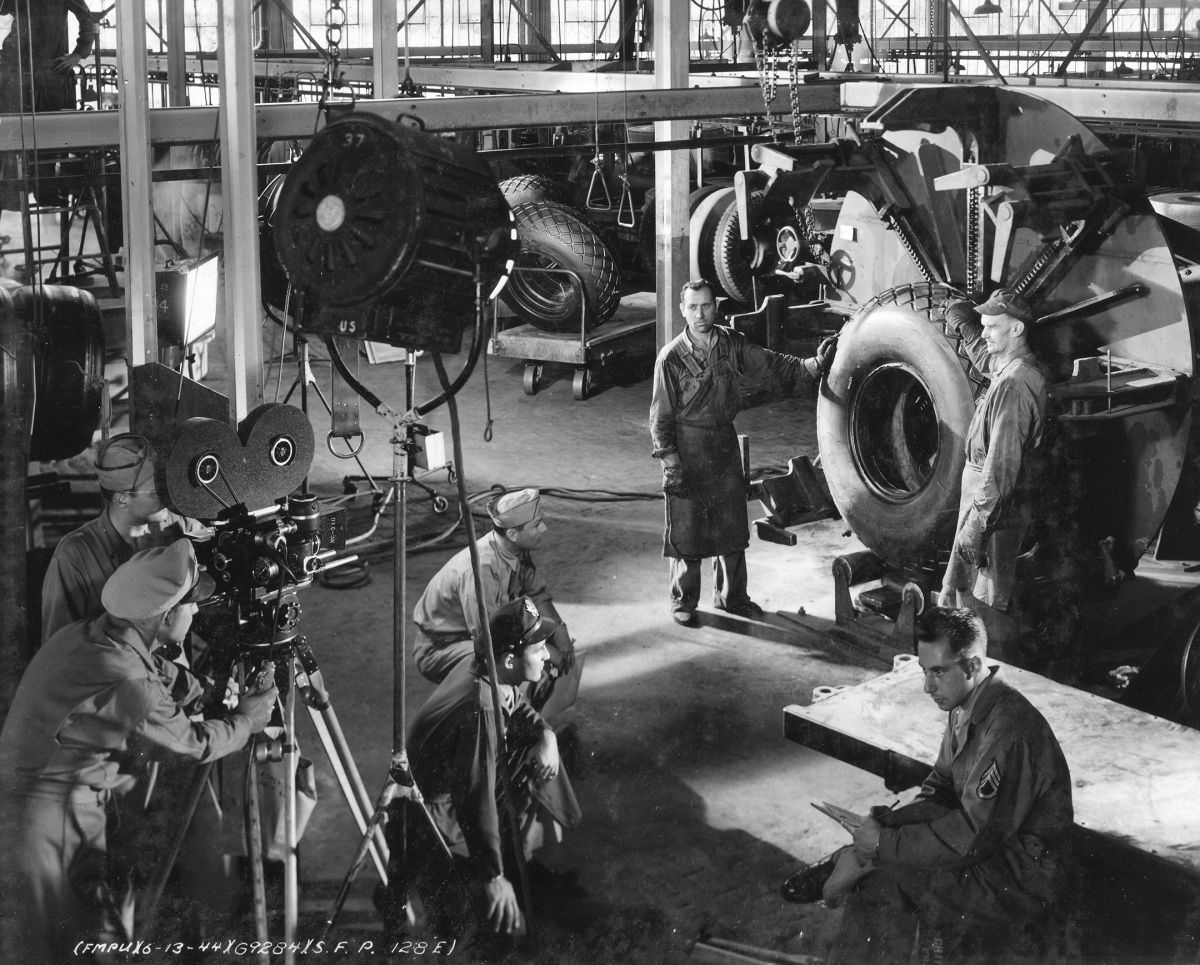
[0,540,276,963]
[649,278,835,625]
[938,289,1048,663]
[787,607,1073,963]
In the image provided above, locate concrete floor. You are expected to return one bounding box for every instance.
[237,306,897,964]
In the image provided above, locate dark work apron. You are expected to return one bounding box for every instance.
[662,345,749,559]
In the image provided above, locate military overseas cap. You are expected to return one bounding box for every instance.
[488,488,541,529]
[95,433,157,494]
[976,288,1035,325]
[489,596,557,656]
[102,538,216,621]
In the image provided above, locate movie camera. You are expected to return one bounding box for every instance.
[154,401,353,647]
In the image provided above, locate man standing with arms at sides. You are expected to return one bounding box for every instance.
[785,607,1073,963]
[649,278,836,626]
[41,433,188,646]
[938,289,1048,663]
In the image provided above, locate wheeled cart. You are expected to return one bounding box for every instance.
[489,291,658,401]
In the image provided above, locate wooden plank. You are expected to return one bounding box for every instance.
[784,655,1200,876]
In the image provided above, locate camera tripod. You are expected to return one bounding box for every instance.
[139,629,390,960]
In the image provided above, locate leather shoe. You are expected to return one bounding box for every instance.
[672,608,696,626]
[781,855,837,904]
[715,598,765,620]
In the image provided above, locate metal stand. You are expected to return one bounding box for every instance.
[278,328,381,498]
[138,645,389,963]
[321,351,457,940]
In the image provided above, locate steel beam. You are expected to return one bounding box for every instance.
[7,80,1200,155]
[0,85,838,151]
[1054,0,1116,78]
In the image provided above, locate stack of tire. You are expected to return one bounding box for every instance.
[498,174,622,333]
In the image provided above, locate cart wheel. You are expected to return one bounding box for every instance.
[523,363,542,396]
[432,495,449,514]
[572,367,591,401]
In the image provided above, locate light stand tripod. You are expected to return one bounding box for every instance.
[324,268,536,944]
[320,347,456,941]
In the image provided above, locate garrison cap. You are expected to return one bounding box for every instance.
[102,538,216,621]
[95,433,157,494]
[976,288,1035,325]
[489,596,557,656]
[488,488,542,529]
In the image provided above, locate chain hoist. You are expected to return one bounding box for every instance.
[324,0,347,93]
[752,34,781,143]
[786,41,805,143]
[964,152,981,295]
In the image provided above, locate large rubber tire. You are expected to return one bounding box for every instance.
[18,285,106,463]
[258,172,292,314]
[816,283,988,566]
[504,200,622,332]
[500,173,566,210]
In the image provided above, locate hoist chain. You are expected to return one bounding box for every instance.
[324,0,347,90]
[965,151,981,295]
[787,41,805,143]
[753,34,781,143]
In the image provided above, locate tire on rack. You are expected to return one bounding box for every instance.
[499,173,567,210]
[503,200,622,333]
[816,282,989,566]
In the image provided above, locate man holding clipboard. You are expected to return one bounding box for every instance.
[783,608,1074,963]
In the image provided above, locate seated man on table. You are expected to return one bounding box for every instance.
[786,607,1074,964]
[407,596,582,942]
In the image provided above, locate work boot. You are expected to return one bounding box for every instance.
[672,607,696,626]
[715,598,765,621]
[781,854,837,904]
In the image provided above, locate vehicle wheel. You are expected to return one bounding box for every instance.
[523,362,542,396]
[689,187,737,297]
[572,367,591,401]
[504,200,622,333]
[711,190,766,305]
[816,282,988,566]
[638,183,731,273]
[499,173,566,210]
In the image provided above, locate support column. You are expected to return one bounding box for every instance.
[373,0,399,97]
[118,0,157,375]
[165,0,188,106]
[219,0,264,420]
[654,0,690,348]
